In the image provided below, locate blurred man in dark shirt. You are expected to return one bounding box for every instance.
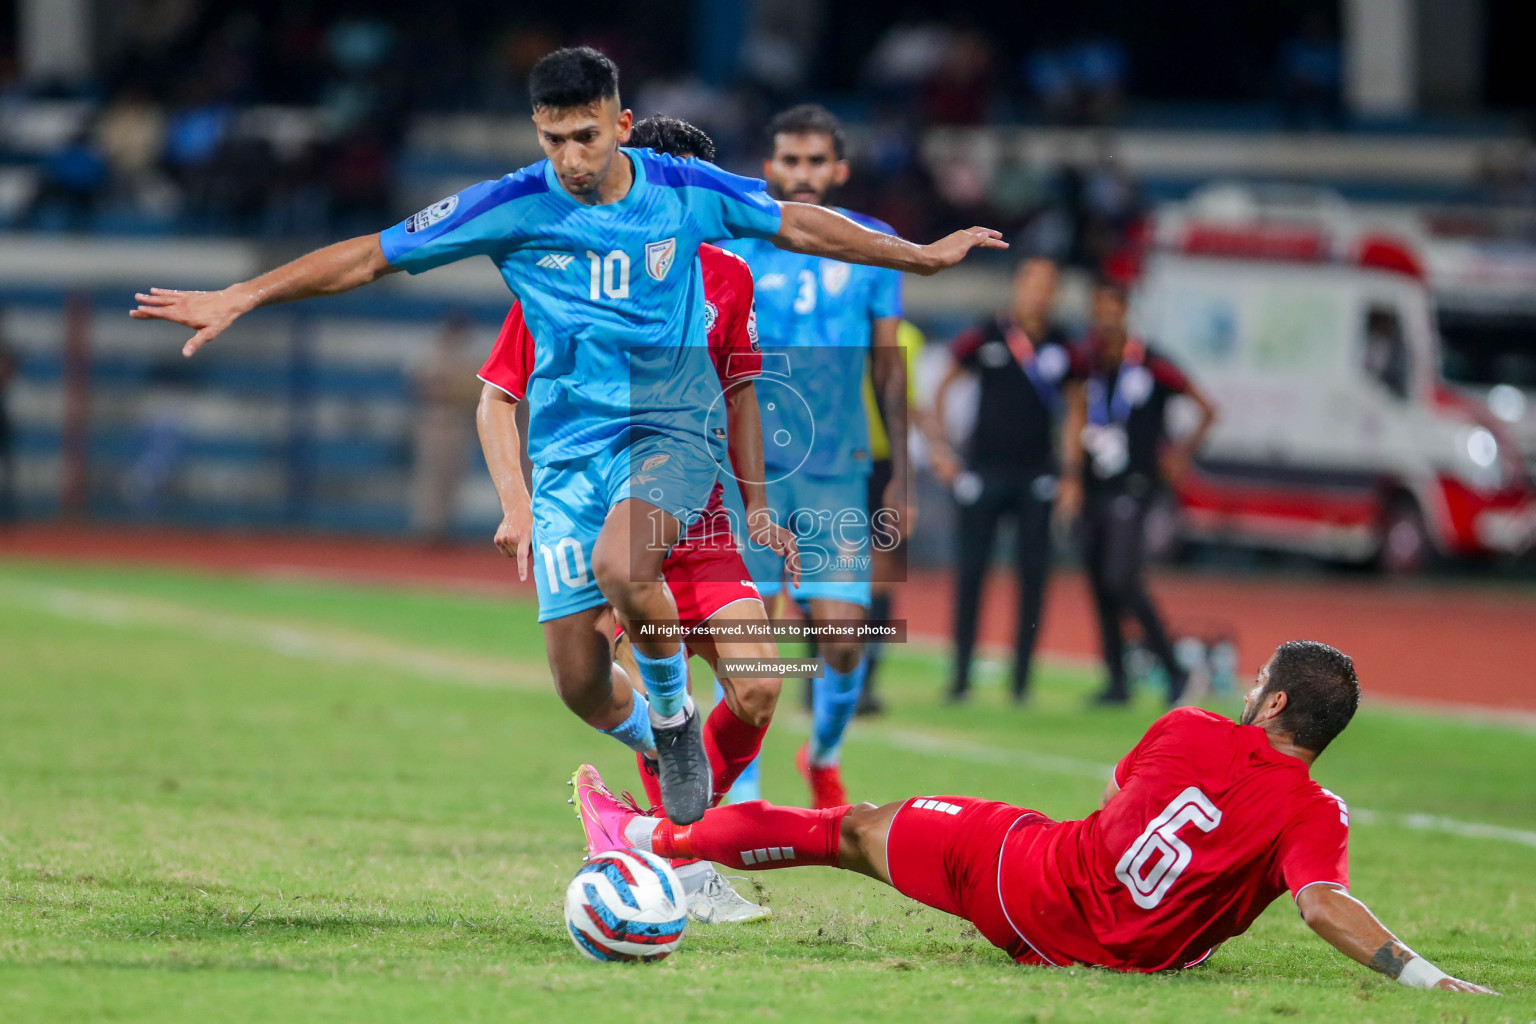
[930,258,1072,703]
[1059,279,1216,706]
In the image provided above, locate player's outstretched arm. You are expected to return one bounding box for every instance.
[132,233,397,357]
[1296,883,1494,993]
[477,383,534,579]
[771,203,1006,276]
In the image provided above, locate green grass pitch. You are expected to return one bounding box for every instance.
[0,559,1532,1022]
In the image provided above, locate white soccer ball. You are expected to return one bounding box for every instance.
[564,849,687,962]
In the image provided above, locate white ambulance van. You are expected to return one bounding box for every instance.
[1132,185,1536,572]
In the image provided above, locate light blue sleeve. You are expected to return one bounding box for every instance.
[869,265,904,320]
[379,168,545,274]
[649,154,783,241]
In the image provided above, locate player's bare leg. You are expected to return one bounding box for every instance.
[541,605,655,756]
[616,597,779,803]
[688,598,781,798]
[797,597,868,808]
[592,498,711,823]
[688,598,782,725]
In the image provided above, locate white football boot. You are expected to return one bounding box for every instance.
[685,868,772,924]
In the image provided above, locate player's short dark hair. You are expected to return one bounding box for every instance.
[1092,273,1130,303]
[1262,640,1360,754]
[529,47,619,112]
[766,104,847,159]
[629,115,716,162]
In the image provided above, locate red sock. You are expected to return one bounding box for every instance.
[651,801,850,871]
[634,752,664,810]
[704,701,769,798]
[632,753,701,871]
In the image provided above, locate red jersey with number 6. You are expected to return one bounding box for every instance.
[1001,707,1350,971]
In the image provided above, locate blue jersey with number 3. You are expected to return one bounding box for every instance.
[380,149,782,466]
[722,211,903,478]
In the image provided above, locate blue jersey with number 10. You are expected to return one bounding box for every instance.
[380,149,782,466]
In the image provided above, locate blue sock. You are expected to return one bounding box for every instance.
[635,645,690,719]
[810,655,868,766]
[602,692,656,755]
[728,754,763,803]
[714,681,762,803]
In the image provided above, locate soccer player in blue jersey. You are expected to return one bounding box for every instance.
[131,49,1006,825]
[721,105,909,809]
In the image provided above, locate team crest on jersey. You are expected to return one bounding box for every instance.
[820,261,851,296]
[404,194,458,233]
[645,237,677,281]
[703,301,718,333]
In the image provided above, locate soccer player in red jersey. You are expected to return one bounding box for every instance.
[481,116,793,922]
[574,640,1492,991]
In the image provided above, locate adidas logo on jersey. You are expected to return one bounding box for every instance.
[739,846,795,865]
[912,798,962,815]
[537,253,575,270]
[757,272,788,290]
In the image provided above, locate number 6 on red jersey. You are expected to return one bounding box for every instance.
[1115,786,1223,909]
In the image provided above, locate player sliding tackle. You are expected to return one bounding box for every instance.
[130,46,1007,827]
[572,641,1493,991]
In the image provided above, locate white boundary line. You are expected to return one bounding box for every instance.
[905,641,1536,732]
[6,576,1536,853]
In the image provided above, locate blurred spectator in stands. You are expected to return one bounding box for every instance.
[402,9,476,111]
[1023,35,1127,126]
[1276,13,1342,129]
[319,16,400,137]
[268,4,327,104]
[163,80,237,226]
[991,148,1056,239]
[1024,35,1075,124]
[1078,140,1141,267]
[739,5,814,111]
[95,83,169,210]
[123,360,201,519]
[102,0,203,94]
[863,13,953,105]
[929,258,1073,704]
[410,316,481,544]
[326,127,393,234]
[921,29,996,125]
[483,24,561,113]
[19,130,109,230]
[0,320,15,523]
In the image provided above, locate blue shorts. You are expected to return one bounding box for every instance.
[742,470,872,608]
[532,432,720,623]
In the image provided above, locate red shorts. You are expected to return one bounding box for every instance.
[615,514,763,647]
[885,796,1054,965]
